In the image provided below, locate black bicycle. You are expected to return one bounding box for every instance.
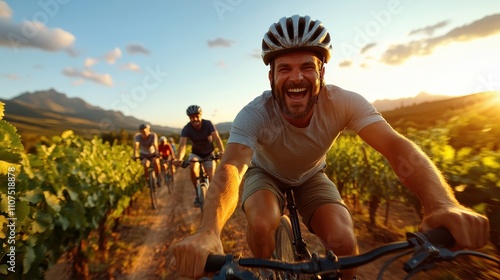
[134,155,161,210]
[181,154,220,213]
[161,157,175,194]
[202,188,499,279]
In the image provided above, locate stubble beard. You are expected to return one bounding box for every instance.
[275,82,319,119]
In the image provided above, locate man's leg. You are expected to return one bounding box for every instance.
[141,158,150,181]
[309,204,358,280]
[153,157,162,187]
[296,171,358,279]
[243,190,282,258]
[190,159,201,206]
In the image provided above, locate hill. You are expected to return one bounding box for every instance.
[1,89,181,139]
[372,92,452,112]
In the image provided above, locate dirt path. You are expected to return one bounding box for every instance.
[46,168,478,279]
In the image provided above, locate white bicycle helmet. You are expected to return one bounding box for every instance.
[262,15,332,66]
[159,136,167,142]
[186,105,202,115]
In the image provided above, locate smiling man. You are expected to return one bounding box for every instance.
[173,15,489,280]
[177,105,225,207]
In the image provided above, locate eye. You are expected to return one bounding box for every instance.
[277,66,291,73]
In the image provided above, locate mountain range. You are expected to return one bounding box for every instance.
[372,92,452,112]
[1,89,182,138]
[0,88,469,140]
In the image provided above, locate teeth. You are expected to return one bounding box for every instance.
[288,88,306,93]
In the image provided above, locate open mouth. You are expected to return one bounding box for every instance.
[286,87,308,100]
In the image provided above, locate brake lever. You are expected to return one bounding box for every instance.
[404,241,456,272]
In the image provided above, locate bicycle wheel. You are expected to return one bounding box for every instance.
[165,170,174,193]
[197,182,208,212]
[149,171,158,209]
[165,173,172,194]
[273,215,299,280]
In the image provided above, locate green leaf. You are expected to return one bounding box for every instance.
[0,263,8,275]
[0,215,7,238]
[61,130,74,139]
[43,191,61,212]
[21,189,43,204]
[23,246,36,275]
[32,220,47,233]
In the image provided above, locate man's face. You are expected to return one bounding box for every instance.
[140,127,150,137]
[269,51,324,120]
[189,113,202,130]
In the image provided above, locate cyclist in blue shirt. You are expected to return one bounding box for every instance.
[177,105,225,207]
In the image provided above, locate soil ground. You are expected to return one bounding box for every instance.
[45,168,499,280]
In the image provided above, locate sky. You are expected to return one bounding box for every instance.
[1,0,500,129]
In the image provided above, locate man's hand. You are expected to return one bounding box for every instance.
[420,205,490,249]
[173,231,224,279]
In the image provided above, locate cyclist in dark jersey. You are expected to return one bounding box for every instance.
[177,105,225,207]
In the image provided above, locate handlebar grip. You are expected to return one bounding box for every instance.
[204,254,227,272]
[423,228,455,248]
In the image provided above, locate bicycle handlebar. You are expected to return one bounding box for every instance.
[179,154,221,168]
[203,228,499,279]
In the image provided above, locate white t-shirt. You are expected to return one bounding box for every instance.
[228,84,385,186]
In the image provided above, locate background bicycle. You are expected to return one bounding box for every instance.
[180,154,220,213]
[161,157,175,194]
[133,155,161,210]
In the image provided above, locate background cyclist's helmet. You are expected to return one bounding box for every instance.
[186,105,202,116]
[159,136,167,143]
[139,123,150,130]
[261,15,332,66]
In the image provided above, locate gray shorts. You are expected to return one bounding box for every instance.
[241,166,350,232]
[188,153,214,169]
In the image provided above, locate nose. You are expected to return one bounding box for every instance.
[289,67,303,83]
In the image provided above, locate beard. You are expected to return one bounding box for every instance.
[274,80,319,119]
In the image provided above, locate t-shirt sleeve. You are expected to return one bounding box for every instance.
[227,106,259,151]
[207,120,216,133]
[343,91,386,133]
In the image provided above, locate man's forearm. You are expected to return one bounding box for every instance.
[389,139,459,213]
[198,163,241,236]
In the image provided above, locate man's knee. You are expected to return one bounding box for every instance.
[310,204,357,255]
[245,192,281,238]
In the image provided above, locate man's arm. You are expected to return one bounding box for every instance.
[153,133,159,155]
[177,136,188,161]
[173,143,252,278]
[358,121,489,249]
[211,130,225,154]
[133,136,140,158]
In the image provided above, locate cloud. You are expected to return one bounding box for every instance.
[215,60,226,68]
[120,62,141,72]
[408,20,449,37]
[338,60,352,68]
[0,1,13,19]
[62,67,113,86]
[84,57,99,67]
[0,2,75,52]
[250,49,261,59]
[0,19,76,52]
[126,43,150,55]
[360,43,377,54]
[207,37,234,48]
[103,47,122,64]
[3,73,20,80]
[381,14,500,65]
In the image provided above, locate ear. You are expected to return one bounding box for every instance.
[268,69,272,83]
